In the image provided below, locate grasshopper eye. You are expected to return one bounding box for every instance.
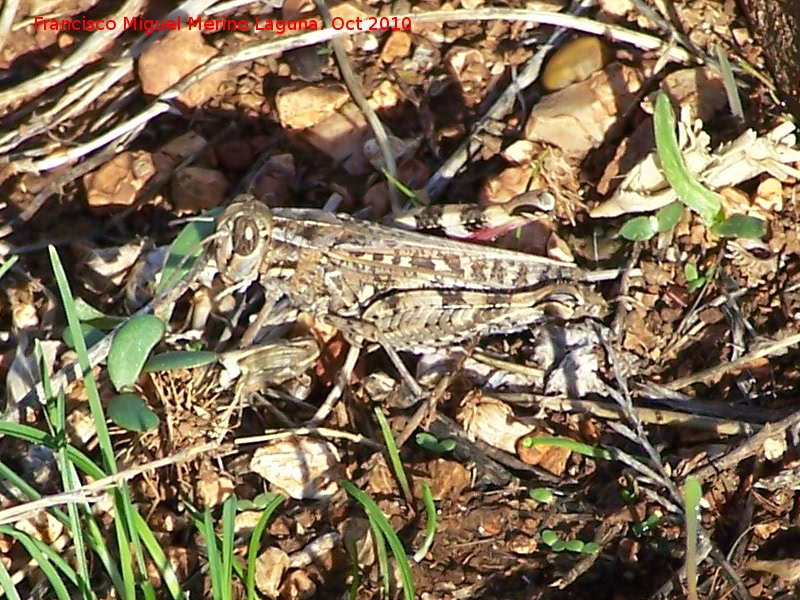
[232,216,260,257]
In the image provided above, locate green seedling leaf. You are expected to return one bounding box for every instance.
[155,211,220,297]
[565,540,585,553]
[62,323,104,350]
[415,432,456,453]
[687,277,706,294]
[437,438,457,452]
[710,214,766,239]
[684,476,703,600]
[143,351,217,372]
[108,393,159,431]
[655,201,684,232]
[683,263,698,281]
[541,530,559,547]
[582,542,600,554]
[529,487,554,504]
[74,298,108,322]
[619,216,657,241]
[108,315,165,391]
[551,539,567,552]
[654,92,723,225]
[73,298,125,330]
[0,255,18,282]
[236,499,256,511]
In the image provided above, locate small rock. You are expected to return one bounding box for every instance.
[137,28,229,107]
[215,140,254,173]
[542,36,608,92]
[381,30,412,63]
[83,151,156,215]
[170,167,229,213]
[275,83,350,129]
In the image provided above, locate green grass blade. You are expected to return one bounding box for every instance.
[0,255,18,282]
[0,526,73,600]
[341,480,415,600]
[653,92,723,225]
[0,552,22,600]
[684,477,702,600]
[134,512,186,600]
[50,246,143,599]
[368,514,391,594]
[40,338,94,599]
[245,495,285,599]
[0,421,103,479]
[221,495,237,596]
[202,509,224,600]
[373,408,412,502]
[715,43,744,122]
[413,484,436,563]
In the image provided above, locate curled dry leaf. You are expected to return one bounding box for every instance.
[6,338,59,410]
[250,436,341,500]
[746,558,800,584]
[525,63,642,160]
[457,391,531,454]
[138,28,229,107]
[83,151,156,215]
[73,239,147,295]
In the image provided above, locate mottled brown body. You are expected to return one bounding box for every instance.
[213,194,610,351]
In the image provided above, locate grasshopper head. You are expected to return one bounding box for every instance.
[214,194,273,284]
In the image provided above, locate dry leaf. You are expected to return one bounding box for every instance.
[250,437,341,500]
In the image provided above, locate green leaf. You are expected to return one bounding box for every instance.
[437,438,457,452]
[582,542,601,554]
[143,351,217,372]
[74,298,108,322]
[415,432,439,450]
[541,530,559,547]
[683,263,698,281]
[108,393,159,431]
[108,315,165,391]
[653,92,723,225]
[529,487,554,504]
[655,201,684,232]
[62,323,105,350]
[687,277,706,293]
[551,539,567,552]
[710,214,766,239]
[155,212,220,297]
[619,216,657,241]
[565,539,585,553]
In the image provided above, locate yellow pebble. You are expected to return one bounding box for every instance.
[541,36,608,92]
